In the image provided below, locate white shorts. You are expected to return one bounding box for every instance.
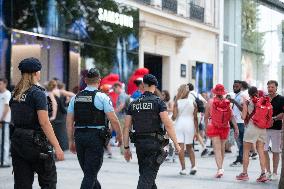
[175,125,195,145]
[264,129,282,153]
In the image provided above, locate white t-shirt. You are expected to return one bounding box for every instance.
[241,89,250,101]
[0,90,11,122]
[231,91,244,123]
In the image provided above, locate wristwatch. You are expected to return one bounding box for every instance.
[124,146,130,150]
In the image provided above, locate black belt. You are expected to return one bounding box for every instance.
[14,124,40,129]
[75,128,103,132]
[14,127,43,135]
[135,132,164,141]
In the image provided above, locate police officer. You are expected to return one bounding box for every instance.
[123,74,181,189]
[10,57,64,189]
[67,68,122,189]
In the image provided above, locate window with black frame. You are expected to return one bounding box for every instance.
[189,0,204,23]
[162,0,177,14]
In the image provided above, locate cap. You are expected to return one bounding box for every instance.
[18,57,42,73]
[87,68,100,78]
[143,74,158,86]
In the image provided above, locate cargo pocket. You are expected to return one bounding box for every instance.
[11,131,41,162]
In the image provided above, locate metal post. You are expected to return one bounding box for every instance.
[0,123,5,167]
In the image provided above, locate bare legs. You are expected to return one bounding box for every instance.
[186,144,196,168]
[178,143,186,170]
[178,143,196,171]
[238,140,266,181]
[256,141,266,174]
[265,151,280,174]
[212,137,226,170]
[242,142,252,174]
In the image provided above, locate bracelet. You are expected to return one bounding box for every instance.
[124,146,130,150]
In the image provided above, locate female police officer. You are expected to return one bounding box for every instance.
[10,57,64,189]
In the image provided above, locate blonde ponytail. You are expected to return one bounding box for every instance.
[13,73,36,101]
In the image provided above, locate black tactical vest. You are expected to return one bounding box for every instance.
[10,85,47,130]
[74,90,106,127]
[131,93,162,134]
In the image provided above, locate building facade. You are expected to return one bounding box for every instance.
[0,0,220,97]
[1,0,139,91]
[223,0,284,93]
[122,0,220,96]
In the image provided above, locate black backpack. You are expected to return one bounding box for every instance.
[191,93,205,113]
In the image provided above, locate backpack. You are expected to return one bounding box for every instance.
[191,93,205,113]
[210,97,232,127]
[251,96,273,129]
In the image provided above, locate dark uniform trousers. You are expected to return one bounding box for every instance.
[135,139,162,189]
[74,129,104,189]
[12,154,57,189]
[11,130,57,189]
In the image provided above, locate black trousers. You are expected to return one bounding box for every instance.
[11,129,57,189]
[12,154,57,189]
[135,139,162,189]
[75,129,104,189]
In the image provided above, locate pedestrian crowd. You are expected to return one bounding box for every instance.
[0,57,283,189]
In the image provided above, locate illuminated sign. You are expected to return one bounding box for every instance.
[98,8,134,28]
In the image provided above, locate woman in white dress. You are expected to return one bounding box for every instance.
[172,84,198,175]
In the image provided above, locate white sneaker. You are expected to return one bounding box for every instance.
[189,167,197,175]
[179,169,187,175]
[266,172,272,180]
[270,173,278,181]
[215,169,224,178]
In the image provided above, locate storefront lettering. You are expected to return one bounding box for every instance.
[98,8,133,28]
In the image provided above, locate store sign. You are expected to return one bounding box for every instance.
[98,8,133,28]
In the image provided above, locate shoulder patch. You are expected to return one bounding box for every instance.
[75,96,93,102]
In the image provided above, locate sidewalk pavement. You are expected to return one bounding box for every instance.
[0,145,279,189]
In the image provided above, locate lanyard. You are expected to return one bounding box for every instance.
[232,92,241,109]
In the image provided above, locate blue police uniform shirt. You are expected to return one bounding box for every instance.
[67,86,114,128]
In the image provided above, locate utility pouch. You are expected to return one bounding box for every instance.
[156,149,168,165]
[161,138,169,148]
[100,128,112,147]
[33,131,53,159]
[129,131,136,143]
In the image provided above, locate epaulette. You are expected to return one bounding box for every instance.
[33,85,46,91]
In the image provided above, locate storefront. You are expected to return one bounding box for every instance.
[223,0,284,92]
[1,0,139,90]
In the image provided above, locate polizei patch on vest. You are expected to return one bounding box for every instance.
[75,96,93,102]
[133,102,153,111]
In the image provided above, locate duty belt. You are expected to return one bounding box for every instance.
[14,124,41,130]
[135,132,164,141]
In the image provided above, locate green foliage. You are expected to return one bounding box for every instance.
[241,0,264,56]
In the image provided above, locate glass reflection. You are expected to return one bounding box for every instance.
[241,0,284,92]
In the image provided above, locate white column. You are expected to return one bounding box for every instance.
[222,0,242,90]
[139,29,145,68]
[204,0,213,25]
[178,0,188,17]
[217,0,224,84]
